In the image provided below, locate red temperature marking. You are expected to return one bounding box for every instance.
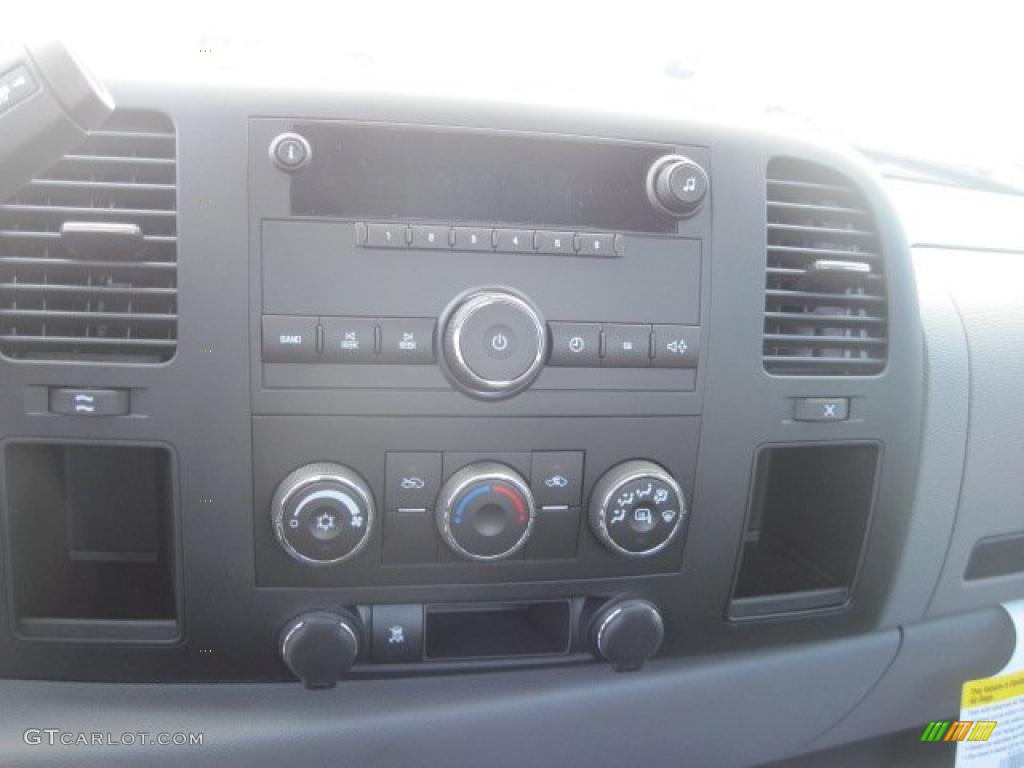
[493,483,527,523]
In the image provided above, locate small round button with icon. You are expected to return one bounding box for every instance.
[269,132,312,173]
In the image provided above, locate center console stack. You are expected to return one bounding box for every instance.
[0,91,923,685]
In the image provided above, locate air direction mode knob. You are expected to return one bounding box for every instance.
[271,463,375,566]
[589,460,686,558]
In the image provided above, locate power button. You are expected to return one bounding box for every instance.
[440,289,548,399]
[269,132,311,172]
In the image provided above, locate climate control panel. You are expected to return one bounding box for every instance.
[254,415,698,588]
[268,456,687,572]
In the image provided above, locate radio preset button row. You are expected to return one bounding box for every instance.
[356,222,624,257]
[548,322,699,369]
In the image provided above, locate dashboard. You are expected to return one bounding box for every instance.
[1,59,1023,767]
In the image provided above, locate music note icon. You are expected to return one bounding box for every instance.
[682,176,697,193]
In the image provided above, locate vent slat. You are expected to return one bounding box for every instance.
[767,245,881,261]
[26,179,177,195]
[0,335,176,350]
[763,157,887,376]
[0,204,176,219]
[766,222,877,239]
[0,282,176,298]
[767,200,869,217]
[766,178,853,196]
[0,230,176,245]
[765,311,886,327]
[0,111,178,362]
[0,308,176,324]
[87,129,175,142]
[0,256,175,272]
[765,288,885,305]
[55,154,175,168]
[764,334,886,348]
[761,355,886,371]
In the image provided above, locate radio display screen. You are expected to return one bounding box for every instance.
[290,122,677,233]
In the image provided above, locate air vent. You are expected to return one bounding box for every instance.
[0,111,177,362]
[763,157,887,375]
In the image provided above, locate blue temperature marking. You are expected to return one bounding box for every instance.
[454,485,491,525]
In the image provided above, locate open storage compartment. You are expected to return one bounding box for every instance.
[425,601,571,660]
[2,441,178,642]
[728,442,880,619]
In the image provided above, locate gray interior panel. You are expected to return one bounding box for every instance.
[878,250,971,627]
[1,628,901,768]
[924,248,1024,616]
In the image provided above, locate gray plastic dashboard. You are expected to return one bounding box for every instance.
[0,74,1023,766]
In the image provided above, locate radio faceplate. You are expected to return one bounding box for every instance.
[249,118,710,413]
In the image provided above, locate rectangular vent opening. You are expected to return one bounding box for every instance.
[763,157,887,375]
[0,110,177,362]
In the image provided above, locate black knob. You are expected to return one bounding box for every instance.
[271,463,375,566]
[279,610,361,689]
[646,155,708,218]
[437,462,536,560]
[439,288,547,399]
[589,461,687,558]
[590,599,664,672]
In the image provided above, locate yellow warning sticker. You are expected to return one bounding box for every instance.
[962,670,1024,709]
[956,602,1024,767]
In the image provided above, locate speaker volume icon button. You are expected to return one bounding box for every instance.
[652,325,699,368]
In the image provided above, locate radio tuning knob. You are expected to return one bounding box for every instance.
[647,154,709,218]
[589,460,687,558]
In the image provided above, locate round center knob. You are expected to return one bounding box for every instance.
[437,462,536,561]
[271,463,375,566]
[440,289,547,399]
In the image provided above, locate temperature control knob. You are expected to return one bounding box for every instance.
[646,154,708,218]
[271,463,375,566]
[436,462,536,561]
[439,288,547,399]
[589,461,686,558]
